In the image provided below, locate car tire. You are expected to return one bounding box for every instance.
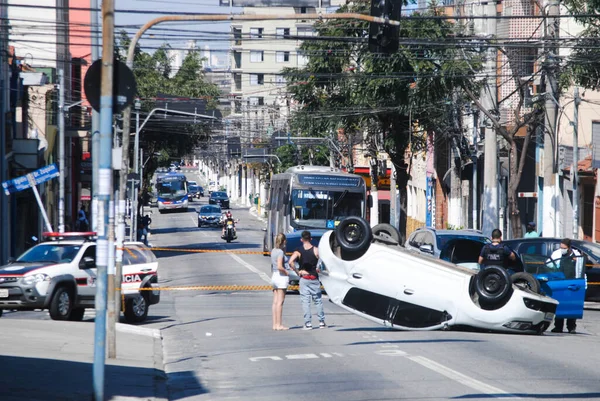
[124,293,149,323]
[198,222,202,228]
[511,272,541,294]
[335,217,372,257]
[69,307,85,321]
[49,286,73,320]
[372,223,401,244]
[474,266,512,307]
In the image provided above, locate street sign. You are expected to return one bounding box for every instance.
[518,192,537,198]
[2,164,60,195]
[84,59,137,114]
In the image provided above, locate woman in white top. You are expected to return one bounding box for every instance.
[271,233,298,330]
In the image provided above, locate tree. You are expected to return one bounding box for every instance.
[284,0,482,241]
[116,32,221,188]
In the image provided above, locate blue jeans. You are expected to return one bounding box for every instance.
[300,278,325,324]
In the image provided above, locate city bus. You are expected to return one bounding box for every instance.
[156,172,189,213]
[263,165,370,254]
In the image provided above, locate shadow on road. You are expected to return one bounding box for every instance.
[455,393,600,399]
[153,242,262,258]
[347,338,484,346]
[0,355,207,400]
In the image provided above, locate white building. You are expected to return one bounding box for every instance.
[228,4,341,141]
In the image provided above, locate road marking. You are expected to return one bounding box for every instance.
[320,353,333,358]
[381,344,400,348]
[375,349,407,356]
[228,252,271,284]
[249,356,283,362]
[407,355,520,399]
[286,354,320,360]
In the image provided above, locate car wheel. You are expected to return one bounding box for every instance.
[511,272,541,294]
[124,293,149,323]
[372,223,401,244]
[49,287,73,320]
[474,266,512,307]
[198,222,202,228]
[69,307,85,321]
[335,217,372,257]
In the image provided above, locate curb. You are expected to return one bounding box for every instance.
[116,323,161,339]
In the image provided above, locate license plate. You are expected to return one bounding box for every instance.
[544,312,554,321]
[0,289,8,298]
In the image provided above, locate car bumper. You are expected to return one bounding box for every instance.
[0,283,48,310]
[199,218,220,226]
[158,201,188,210]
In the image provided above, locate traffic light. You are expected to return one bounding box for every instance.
[369,0,402,54]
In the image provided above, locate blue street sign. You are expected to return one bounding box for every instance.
[2,164,59,195]
[326,220,335,229]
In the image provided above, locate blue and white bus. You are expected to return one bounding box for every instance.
[263,166,370,254]
[156,172,189,213]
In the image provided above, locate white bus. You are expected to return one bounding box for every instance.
[263,166,370,254]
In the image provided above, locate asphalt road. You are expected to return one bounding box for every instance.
[5,168,600,400]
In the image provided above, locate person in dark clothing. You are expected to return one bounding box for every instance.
[140,214,152,245]
[288,230,326,330]
[478,229,516,272]
[77,205,89,232]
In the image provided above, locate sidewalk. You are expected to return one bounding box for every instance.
[0,319,167,401]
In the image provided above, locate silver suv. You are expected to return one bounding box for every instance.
[405,227,490,270]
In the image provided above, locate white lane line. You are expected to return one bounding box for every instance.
[228,252,271,284]
[407,355,520,399]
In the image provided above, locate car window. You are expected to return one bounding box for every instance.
[517,241,544,256]
[422,232,434,247]
[522,253,586,279]
[200,206,221,214]
[17,244,82,263]
[411,232,425,247]
[123,246,147,265]
[81,245,96,262]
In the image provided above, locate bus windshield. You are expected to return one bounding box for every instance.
[157,177,187,199]
[290,189,364,229]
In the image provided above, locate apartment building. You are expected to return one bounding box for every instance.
[228,4,340,144]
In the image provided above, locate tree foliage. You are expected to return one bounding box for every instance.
[117,31,221,186]
[283,0,482,238]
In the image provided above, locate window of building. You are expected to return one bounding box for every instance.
[276,51,290,63]
[297,27,314,37]
[250,28,263,39]
[233,27,242,45]
[250,74,264,85]
[297,51,308,66]
[276,28,290,39]
[234,73,242,91]
[234,99,242,114]
[250,51,264,63]
[233,51,242,69]
[275,75,286,86]
[249,97,265,106]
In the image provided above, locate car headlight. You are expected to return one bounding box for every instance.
[23,273,50,285]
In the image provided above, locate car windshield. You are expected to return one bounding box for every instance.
[290,189,364,229]
[189,185,199,191]
[188,181,197,186]
[200,206,221,214]
[17,244,82,264]
[437,234,489,250]
[212,192,227,198]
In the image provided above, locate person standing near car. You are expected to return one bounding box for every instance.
[548,238,581,334]
[478,229,516,272]
[524,222,539,238]
[271,233,297,330]
[288,230,326,330]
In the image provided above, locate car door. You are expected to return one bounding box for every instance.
[521,252,586,319]
[75,245,97,304]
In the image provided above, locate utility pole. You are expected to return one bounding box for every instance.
[91,0,100,232]
[131,99,141,241]
[481,0,498,237]
[542,0,560,237]
[472,110,479,230]
[58,69,65,233]
[572,87,580,239]
[94,0,114,397]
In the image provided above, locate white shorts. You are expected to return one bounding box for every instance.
[271,272,289,290]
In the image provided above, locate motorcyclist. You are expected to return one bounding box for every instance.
[221,210,237,239]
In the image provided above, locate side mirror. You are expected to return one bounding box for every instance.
[367,194,373,209]
[79,256,96,269]
[419,244,434,254]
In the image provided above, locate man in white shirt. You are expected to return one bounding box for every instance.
[547,238,582,334]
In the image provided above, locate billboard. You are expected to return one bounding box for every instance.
[220,0,330,6]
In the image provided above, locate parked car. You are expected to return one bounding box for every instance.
[318,218,558,334]
[209,191,230,209]
[188,185,201,200]
[405,227,490,270]
[198,205,223,228]
[0,232,160,322]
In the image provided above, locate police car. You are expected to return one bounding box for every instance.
[0,232,160,323]
[318,218,559,334]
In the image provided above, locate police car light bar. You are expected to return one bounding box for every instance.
[42,232,97,240]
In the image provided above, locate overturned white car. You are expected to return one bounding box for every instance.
[318,218,558,334]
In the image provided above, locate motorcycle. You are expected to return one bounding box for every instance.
[221,219,239,243]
